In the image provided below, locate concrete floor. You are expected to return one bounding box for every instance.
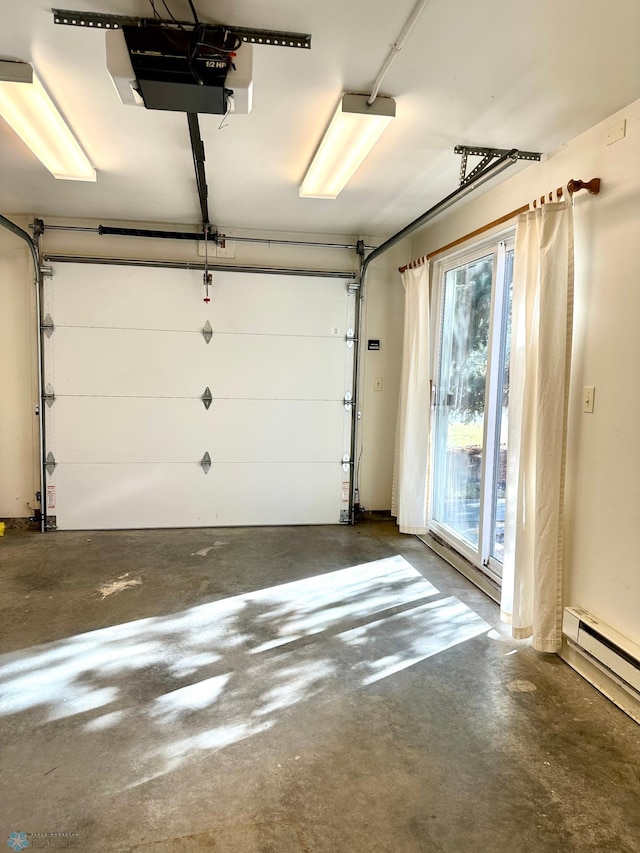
[1,520,639,853]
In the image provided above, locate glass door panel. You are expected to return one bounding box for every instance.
[432,253,494,550]
[490,249,514,565]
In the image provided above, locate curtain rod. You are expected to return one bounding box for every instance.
[399,177,601,272]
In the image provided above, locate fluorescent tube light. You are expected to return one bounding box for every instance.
[300,93,396,199]
[0,60,96,181]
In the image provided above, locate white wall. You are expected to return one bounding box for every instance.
[410,98,640,647]
[0,218,39,519]
[358,239,407,510]
[0,219,405,517]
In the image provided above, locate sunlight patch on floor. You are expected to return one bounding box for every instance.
[0,555,490,787]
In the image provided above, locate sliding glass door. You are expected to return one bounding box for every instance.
[431,236,513,582]
[487,247,513,566]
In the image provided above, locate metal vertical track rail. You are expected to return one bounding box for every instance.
[0,214,46,532]
[348,241,365,521]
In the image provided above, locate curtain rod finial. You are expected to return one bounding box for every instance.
[568,177,601,195]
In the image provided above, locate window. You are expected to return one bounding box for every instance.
[430,233,514,583]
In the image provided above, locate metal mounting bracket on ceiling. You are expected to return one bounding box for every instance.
[201,387,213,410]
[202,321,213,344]
[200,451,212,474]
[51,9,312,49]
[455,145,542,186]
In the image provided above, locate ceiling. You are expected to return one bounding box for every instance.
[0,0,639,237]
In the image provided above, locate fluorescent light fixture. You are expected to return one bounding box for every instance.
[300,93,396,199]
[0,60,96,181]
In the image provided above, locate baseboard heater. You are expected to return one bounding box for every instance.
[562,607,640,701]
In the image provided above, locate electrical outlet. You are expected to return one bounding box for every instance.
[374,377,383,392]
[583,386,595,413]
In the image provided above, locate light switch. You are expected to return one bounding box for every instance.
[583,386,595,413]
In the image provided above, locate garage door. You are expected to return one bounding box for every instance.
[42,263,355,529]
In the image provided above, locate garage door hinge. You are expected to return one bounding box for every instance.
[347,281,359,293]
[202,320,213,344]
[43,384,56,407]
[346,328,356,347]
[340,509,350,523]
[40,266,53,279]
[342,453,351,472]
[45,452,57,476]
[45,515,57,531]
[202,387,213,410]
[200,451,212,474]
[42,314,55,337]
[344,391,353,412]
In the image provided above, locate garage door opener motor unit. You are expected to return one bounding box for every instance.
[107,23,251,115]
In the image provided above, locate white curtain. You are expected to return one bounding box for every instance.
[392,263,431,534]
[501,197,574,652]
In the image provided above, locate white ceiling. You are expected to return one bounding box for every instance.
[1,0,639,237]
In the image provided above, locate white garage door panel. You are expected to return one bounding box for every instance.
[46,263,353,529]
[208,273,350,337]
[53,397,346,464]
[208,335,346,400]
[48,265,206,330]
[49,329,346,400]
[48,267,350,338]
[53,463,344,529]
[49,328,210,397]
